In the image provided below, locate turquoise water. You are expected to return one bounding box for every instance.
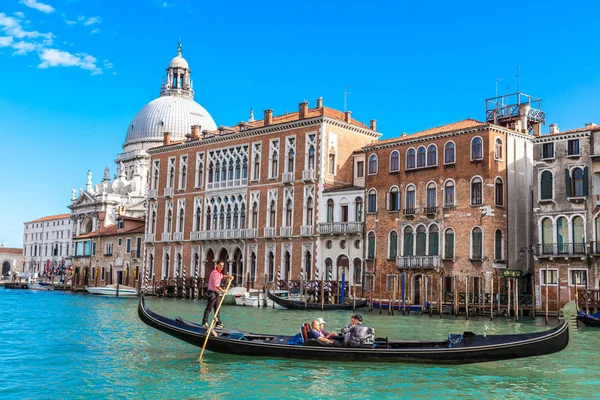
[0,288,597,400]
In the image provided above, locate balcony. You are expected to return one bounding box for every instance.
[264,227,276,237]
[318,222,363,235]
[190,231,201,240]
[280,226,293,237]
[130,249,141,260]
[206,179,248,191]
[403,208,418,216]
[396,255,440,270]
[534,243,586,257]
[173,232,184,241]
[246,228,258,238]
[148,189,158,198]
[144,233,155,242]
[424,206,437,214]
[164,187,174,197]
[161,233,171,242]
[301,225,314,236]
[302,169,315,181]
[282,172,294,184]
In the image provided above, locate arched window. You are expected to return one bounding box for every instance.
[389,231,398,258]
[327,199,334,222]
[540,171,553,200]
[571,168,585,197]
[164,253,170,279]
[572,216,585,253]
[252,202,258,229]
[494,138,503,160]
[390,151,399,172]
[368,154,378,175]
[178,208,184,232]
[233,204,239,229]
[444,142,455,164]
[325,258,333,280]
[416,225,426,256]
[427,144,437,166]
[368,190,377,213]
[242,157,248,179]
[444,180,455,207]
[166,209,172,233]
[355,197,363,221]
[308,145,315,170]
[428,225,439,255]
[494,229,503,260]
[240,203,246,228]
[271,151,278,178]
[443,228,454,259]
[176,253,182,277]
[169,166,175,188]
[403,226,414,256]
[205,208,212,230]
[406,185,416,211]
[285,199,293,227]
[180,165,187,189]
[288,148,295,173]
[234,159,241,180]
[426,182,436,210]
[471,177,483,205]
[267,252,275,282]
[417,146,426,167]
[328,149,335,175]
[367,232,376,259]
[471,137,483,160]
[253,156,260,180]
[225,205,232,229]
[495,177,504,206]
[305,197,313,226]
[388,186,400,211]
[406,148,416,169]
[353,258,362,284]
[150,211,156,234]
[269,200,276,228]
[148,254,154,278]
[195,206,201,231]
[557,217,568,254]
[541,218,552,253]
[304,251,312,281]
[471,227,483,259]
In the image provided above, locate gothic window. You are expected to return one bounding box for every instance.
[166,209,172,234]
[403,226,414,256]
[269,200,276,228]
[305,197,313,226]
[206,208,212,230]
[178,207,184,232]
[428,225,439,256]
[308,145,315,170]
[389,230,398,258]
[179,156,187,189]
[415,225,426,256]
[196,153,204,187]
[328,150,336,175]
[327,199,334,222]
[267,252,275,282]
[355,197,363,221]
[195,206,201,231]
[208,162,214,184]
[152,161,159,189]
[252,202,258,229]
[285,199,293,227]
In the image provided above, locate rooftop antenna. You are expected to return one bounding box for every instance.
[343,85,351,112]
[515,66,521,94]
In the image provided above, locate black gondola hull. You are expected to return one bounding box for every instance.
[138,296,570,364]
[267,291,367,310]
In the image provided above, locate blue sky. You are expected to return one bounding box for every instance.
[0,0,599,247]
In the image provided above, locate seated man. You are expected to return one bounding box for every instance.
[316,317,337,339]
[340,314,374,347]
[308,319,334,345]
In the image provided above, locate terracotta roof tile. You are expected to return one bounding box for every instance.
[0,248,22,254]
[28,213,71,223]
[374,118,486,146]
[541,125,600,136]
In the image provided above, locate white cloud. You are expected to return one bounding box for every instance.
[83,16,100,26]
[19,0,55,14]
[0,13,54,44]
[14,12,25,18]
[0,36,13,47]
[65,20,76,25]
[38,48,102,74]
[12,41,36,54]
[103,59,113,69]
[77,15,85,21]
[89,28,100,35]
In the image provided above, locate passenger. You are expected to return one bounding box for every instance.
[340,314,373,347]
[308,319,334,345]
[316,317,337,339]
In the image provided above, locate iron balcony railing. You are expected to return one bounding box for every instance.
[424,206,437,214]
[534,243,586,257]
[318,222,363,235]
[403,207,418,216]
[396,255,440,270]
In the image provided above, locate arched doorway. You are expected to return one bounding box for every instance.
[353,258,362,284]
[336,255,349,281]
[218,249,229,275]
[413,274,423,305]
[304,251,312,281]
[233,248,243,285]
[283,251,291,281]
[2,261,10,277]
[324,258,333,281]
[205,248,215,277]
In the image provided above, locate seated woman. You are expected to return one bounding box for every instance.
[308,320,334,345]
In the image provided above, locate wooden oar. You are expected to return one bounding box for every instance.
[198,278,233,363]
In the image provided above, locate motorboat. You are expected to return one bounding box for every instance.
[27,282,54,291]
[86,284,138,297]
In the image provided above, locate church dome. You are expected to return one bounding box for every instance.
[169,54,189,70]
[125,96,217,145]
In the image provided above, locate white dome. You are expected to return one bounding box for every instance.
[169,55,189,69]
[125,96,217,145]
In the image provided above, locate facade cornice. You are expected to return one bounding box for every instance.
[533,131,591,143]
[148,117,380,155]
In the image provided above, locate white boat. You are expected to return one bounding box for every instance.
[234,290,293,308]
[27,282,54,291]
[85,284,138,297]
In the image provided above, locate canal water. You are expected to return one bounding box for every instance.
[0,288,597,399]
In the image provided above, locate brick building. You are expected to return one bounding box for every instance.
[72,214,145,288]
[144,99,379,292]
[359,93,538,301]
[532,123,600,312]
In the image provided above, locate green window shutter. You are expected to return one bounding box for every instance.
[429,232,439,256]
[404,234,413,256]
[583,166,589,197]
[565,169,572,198]
[445,232,454,259]
[541,171,553,200]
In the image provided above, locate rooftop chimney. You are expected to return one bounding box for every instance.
[585,122,597,128]
[190,125,200,140]
[344,111,352,123]
[264,109,273,126]
[163,131,171,145]
[549,124,559,134]
[316,97,323,108]
[370,119,377,131]
[299,101,309,119]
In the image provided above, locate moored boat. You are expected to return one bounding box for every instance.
[267,291,367,310]
[577,310,600,327]
[138,295,570,364]
[27,282,54,291]
[86,284,138,297]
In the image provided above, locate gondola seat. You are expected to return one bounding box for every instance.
[301,323,311,342]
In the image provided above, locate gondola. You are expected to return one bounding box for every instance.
[266,291,368,310]
[577,309,600,327]
[138,296,570,364]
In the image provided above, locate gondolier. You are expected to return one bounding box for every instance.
[202,261,234,328]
